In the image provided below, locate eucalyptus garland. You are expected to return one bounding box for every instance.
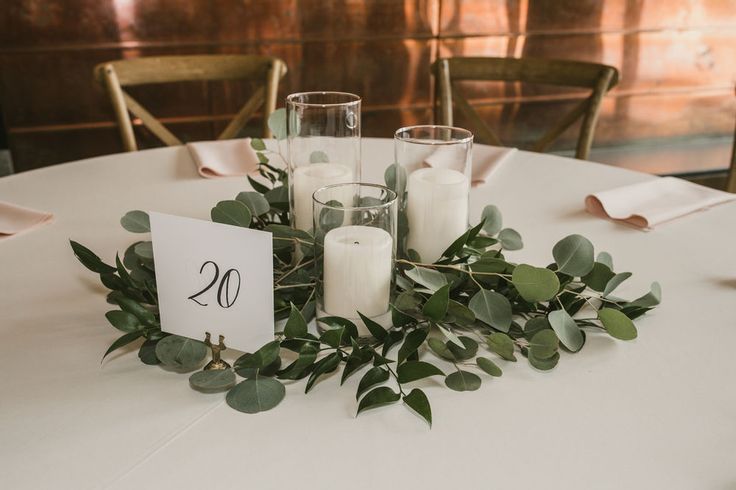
[70,121,661,427]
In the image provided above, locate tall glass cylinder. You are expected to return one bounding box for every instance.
[313,183,397,338]
[393,125,473,263]
[286,92,362,232]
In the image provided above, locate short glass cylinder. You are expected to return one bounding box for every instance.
[286,92,362,232]
[393,125,473,263]
[313,183,398,338]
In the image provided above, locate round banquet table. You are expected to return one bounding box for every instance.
[1,138,735,490]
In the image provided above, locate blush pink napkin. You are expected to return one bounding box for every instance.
[186,138,260,178]
[0,201,53,239]
[424,146,517,186]
[585,176,736,229]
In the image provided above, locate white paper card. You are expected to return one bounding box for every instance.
[149,212,274,353]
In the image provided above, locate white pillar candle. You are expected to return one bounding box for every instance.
[323,225,393,336]
[406,167,470,263]
[292,163,354,231]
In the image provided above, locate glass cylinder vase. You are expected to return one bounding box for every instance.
[286,92,362,232]
[393,125,473,263]
[313,183,398,338]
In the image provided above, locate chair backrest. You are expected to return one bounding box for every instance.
[94,54,287,151]
[432,57,619,160]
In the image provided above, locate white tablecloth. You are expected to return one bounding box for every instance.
[1,139,734,490]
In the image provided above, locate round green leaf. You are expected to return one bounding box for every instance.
[405,266,447,293]
[498,228,523,250]
[267,108,287,140]
[445,370,481,392]
[189,369,237,393]
[226,376,286,414]
[529,351,559,371]
[528,329,559,360]
[447,336,478,361]
[548,309,585,352]
[138,339,161,365]
[486,332,516,361]
[523,317,551,341]
[596,251,613,269]
[236,192,270,216]
[384,163,408,196]
[512,264,560,302]
[120,210,150,233]
[309,150,329,163]
[250,138,267,151]
[481,205,503,235]
[628,282,662,308]
[599,308,638,340]
[476,357,502,377]
[211,200,252,228]
[133,241,153,260]
[155,335,208,370]
[582,262,615,292]
[468,289,512,332]
[552,234,595,276]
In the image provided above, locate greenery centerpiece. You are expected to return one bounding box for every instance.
[70,111,661,426]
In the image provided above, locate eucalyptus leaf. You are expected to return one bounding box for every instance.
[582,262,615,292]
[481,205,503,235]
[599,308,638,340]
[384,163,408,196]
[486,332,516,361]
[236,192,270,216]
[445,370,481,392]
[226,376,285,413]
[309,150,329,163]
[511,264,560,302]
[468,289,512,332]
[138,338,160,365]
[211,200,252,228]
[498,228,523,250]
[528,329,559,360]
[476,357,502,377]
[120,210,150,233]
[529,351,559,371]
[427,337,454,361]
[134,241,154,260]
[447,336,478,361]
[553,234,595,276]
[446,300,475,326]
[603,272,633,297]
[437,324,465,349]
[268,108,287,140]
[548,309,584,352]
[250,138,267,151]
[628,282,662,308]
[405,267,447,293]
[596,251,613,269]
[154,335,208,370]
[397,361,445,383]
[403,388,432,427]
[189,369,236,393]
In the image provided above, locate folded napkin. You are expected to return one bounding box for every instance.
[0,201,53,239]
[585,176,736,229]
[424,146,517,186]
[186,138,260,178]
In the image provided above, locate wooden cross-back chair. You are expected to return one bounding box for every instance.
[432,57,619,160]
[94,54,287,152]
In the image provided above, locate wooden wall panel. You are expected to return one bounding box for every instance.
[1,0,735,174]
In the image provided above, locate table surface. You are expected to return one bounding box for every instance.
[1,139,735,490]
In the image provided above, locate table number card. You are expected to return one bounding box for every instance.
[149,212,274,353]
